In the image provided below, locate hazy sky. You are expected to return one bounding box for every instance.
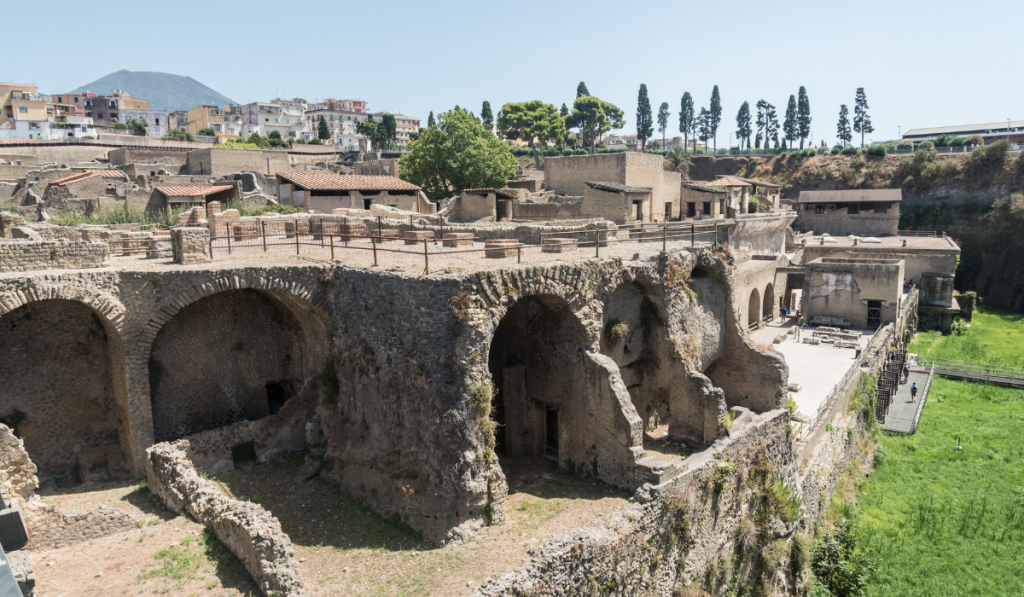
[5,0,1021,146]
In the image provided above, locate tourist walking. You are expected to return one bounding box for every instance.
[903,363,910,384]
[911,382,918,402]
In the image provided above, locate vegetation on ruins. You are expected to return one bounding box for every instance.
[810,519,875,597]
[497,100,567,169]
[51,202,189,228]
[635,84,654,152]
[400,108,516,199]
[853,88,873,148]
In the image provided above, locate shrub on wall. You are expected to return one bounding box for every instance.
[841,146,859,156]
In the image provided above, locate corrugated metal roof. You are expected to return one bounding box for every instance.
[798,189,902,204]
[681,181,727,194]
[89,169,127,179]
[277,171,420,191]
[463,188,518,199]
[156,184,234,197]
[904,120,1024,138]
[708,176,750,187]
[585,181,652,193]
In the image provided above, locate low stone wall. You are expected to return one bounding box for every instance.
[146,440,305,597]
[22,502,139,551]
[0,239,109,273]
[171,227,210,264]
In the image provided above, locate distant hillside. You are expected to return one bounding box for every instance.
[68,70,235,112]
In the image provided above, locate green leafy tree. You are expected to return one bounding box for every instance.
[126,117,148,135]
[783,94,799,150]
[246,133,269,148]
[576,82,589,97]
[837,104,852,147]
[379,113,398,149]
[162,129,194,142]
[708,85,722,150]
[308,138,322,145]
[679,92,695,151]
[197,127,216,137]
[657,102,670,148]
[356,118,378,149]
[318,115,330,141]
[481,101,493,129]
[811,519,876,597]
[853,88,874,148]
[400,108,516,199]
[756,100,778,150]
[735,102,752,150]
[498,100,566,169]
[567,95,625,154]
[427,111,436,127]
[267,130,287,148]
[635,84,654,152]
[797,86,811,149]
[559,103,570,149]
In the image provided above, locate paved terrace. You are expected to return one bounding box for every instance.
[802,234,959,251]
[105,233,719,275]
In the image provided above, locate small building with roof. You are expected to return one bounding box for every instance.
[582,181,653,224]
[903,120,1024,145]
[796,189,902,237]
[680,181,728,219]
[707,176,751,215]
[275,172,428,213]
[155,183,239,207]
[717,175,782,211]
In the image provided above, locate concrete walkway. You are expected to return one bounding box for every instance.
[882,370,931,434]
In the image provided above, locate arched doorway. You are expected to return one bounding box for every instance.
[148,289,323,443]
[0,300,128,482]
[747,288,760,329]
[763,283,774,322]
[487,294,643,484]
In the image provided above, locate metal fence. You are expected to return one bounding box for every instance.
[917,357,1024,386]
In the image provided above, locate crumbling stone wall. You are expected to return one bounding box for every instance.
[0,424,39,501]
[22,503,139,552]
[0,239,109,273]
[146,440,305,596]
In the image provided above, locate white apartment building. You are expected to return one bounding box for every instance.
[305,99,370,148]
[371,112,420,149]
[240,102,310,140]
[121,108,169,138]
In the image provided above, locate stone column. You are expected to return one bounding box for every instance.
[170,227,211,264]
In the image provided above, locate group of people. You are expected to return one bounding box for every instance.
[902,363,918,401]
[903,278,915,292]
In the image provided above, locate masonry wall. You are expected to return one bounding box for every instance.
[802,259,904,328]
[451,192,497,222]
[0,239,109,272]
[581,187,631,223]
[800,245,956,283]
[187,148,290,176]
[544,153,627,196]
[795,203,899,237]
[108,148,189,169]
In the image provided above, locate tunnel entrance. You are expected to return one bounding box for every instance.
[0,300,126,479]
[149,289,306,442]
[544,409,559,461]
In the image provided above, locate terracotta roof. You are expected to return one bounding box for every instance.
[277,171,420,191]
[49,169,127,186]
[798,189,902,204]
[463,188,518,200]
[0,158,7,165]
[584,181,652,194]
[708,176,750,187]
[156,184,234,197]
[718,175,780,188]
[681,181,727,194]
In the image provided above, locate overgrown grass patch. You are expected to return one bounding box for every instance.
[855,377,1024,596]
[909,306,1024,368]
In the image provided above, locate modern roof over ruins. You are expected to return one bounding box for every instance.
[462,188,519,200]
[49,169,127,186]
[681,181,727,194]
[798,189,902,204]
[904,120,1024,138]
[584,181,653,194]
[155,184,234,197]
[708,176,750,188]
[717,175,781,189]
[277,172,421,192]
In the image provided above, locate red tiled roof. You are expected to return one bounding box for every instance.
[0,158,7,165]
[156,184,234,197]
[48,169,127,186]
[708,176,750,187]
[277,171,420,191]
[89,169,127,179]
[585,181,652,194]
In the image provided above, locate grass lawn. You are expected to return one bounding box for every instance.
[909,306,1024,368]
[854,376,1024,597]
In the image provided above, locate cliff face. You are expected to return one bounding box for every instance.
[687,151,1024,311]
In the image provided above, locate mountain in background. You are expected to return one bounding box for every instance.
[68,70,236,112]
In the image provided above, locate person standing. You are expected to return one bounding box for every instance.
[903,363,910,384]
[911,382,918,402]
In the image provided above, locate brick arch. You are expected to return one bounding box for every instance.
[0,284,127,333]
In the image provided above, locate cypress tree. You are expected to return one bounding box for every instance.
[576,82,589,97]
[317,115,330,141]
[427,111,436,127]
[636,84,654,151]
[797,86,811,149]
[853,88,874,148]
[480,101,493,128]
[735,102,752,150]
[708,86,722,150]
[783,95,798,150]
[679,92,695,151]
[837,104,852,147]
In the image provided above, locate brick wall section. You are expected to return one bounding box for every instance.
[147,440,305,596]
[171,227,210,264]
[0,239,109,273]
[22,502,139,551]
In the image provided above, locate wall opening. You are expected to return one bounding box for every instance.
[148,289,322,443]
[0,300,127,481]
[748,288,760,329]
[867,300,882,328]
[763,283,775,322]
[544,409,559,461]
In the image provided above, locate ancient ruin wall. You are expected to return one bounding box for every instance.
[146,440,305,596]
[0,239,109,273]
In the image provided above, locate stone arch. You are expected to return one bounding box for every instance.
[0,298,133,482]
[747,288,760,329]
[763,282,774,322]
[143,274,329,444]
[487,293,643,488]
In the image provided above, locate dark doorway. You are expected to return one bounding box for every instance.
[497,199,511,220]
[633,200,642,221]
[265,382,290,415]
[867,300,882,328]
[363,199,372,210]
[231,441,258,468]
[664,202,673,221]
[545,409,559,461]
[703,201,711,217]
[687,202,696,218]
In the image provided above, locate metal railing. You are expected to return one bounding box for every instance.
[917,357,1024,384]
[897,230,941,237]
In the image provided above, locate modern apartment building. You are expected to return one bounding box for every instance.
[240,102,309,139]
[305,99,370,148]
[372,112,420,149]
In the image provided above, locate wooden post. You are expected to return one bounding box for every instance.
[330,234,335,260]
[295,227,300,255]
[662,225,667,252]
[595,230,600,258]
[423,238,429,275]
[517,245,521,264]
[372,235,378,267]
[261,221,267,252]
[691,223,695,247]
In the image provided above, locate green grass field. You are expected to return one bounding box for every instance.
[910,306,1024,368]
[853,358,1024,595]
